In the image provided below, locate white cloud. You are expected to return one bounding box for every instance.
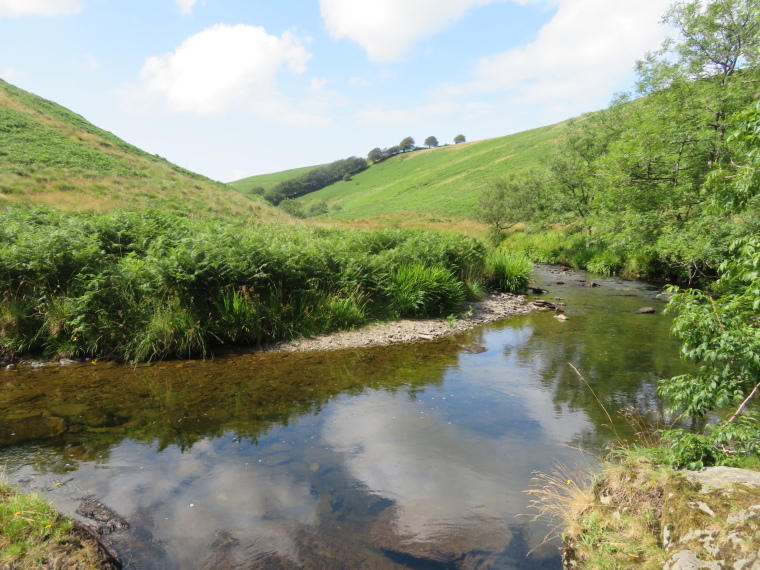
[2,66,19,80]
[355,0,672,132]
[462,0,672,105]
[0,0,81,17]
[131,24,313,117]
[175,0,197,16]
[73,53,100,70]
[320,0,504,62]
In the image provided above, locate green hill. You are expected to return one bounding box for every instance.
[228,164,325,195]
[0,79,286,220]
[289,122,565,222]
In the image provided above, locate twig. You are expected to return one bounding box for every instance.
[568,363,621,442]
[709,296,725,331]
[726,380,760,423]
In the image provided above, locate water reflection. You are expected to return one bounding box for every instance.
[0,268,689,569]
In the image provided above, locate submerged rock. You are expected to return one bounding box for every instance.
[370,504,512,569]
[632,307,656,314]
[76,498,129,535]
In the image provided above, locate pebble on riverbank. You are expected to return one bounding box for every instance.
[266,292,532,353]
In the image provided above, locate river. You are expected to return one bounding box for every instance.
[0,267,689,569]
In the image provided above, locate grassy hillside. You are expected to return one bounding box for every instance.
[291,122,565,221]
[228,164,325,194]
[0,79,286,220]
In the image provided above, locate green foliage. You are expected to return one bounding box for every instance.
[424,136,439,148]
[266,156,368,204]
[0,208,517,362]
[586,252,623,276]
[454,134,466,144]
[485,250,532,292]
[388,264,464,318]
[474,171,546,243]
[656,95,760,467]
[399,136,415,152]
[498,0,760,283]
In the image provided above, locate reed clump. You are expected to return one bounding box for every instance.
[0,207,532,362]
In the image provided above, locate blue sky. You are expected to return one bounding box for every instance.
[1,0,672,182]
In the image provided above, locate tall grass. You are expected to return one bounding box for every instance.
[0,482,116,569]
[0,207,527,362]
[485,250,533,292]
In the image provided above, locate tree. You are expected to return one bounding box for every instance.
[278,198,305,218]
[591,0,760,280]
[368,148,383,163]
[473,172,545,244]
[399,136,415,152]
[454,134,466,144]
[424,136,439,148]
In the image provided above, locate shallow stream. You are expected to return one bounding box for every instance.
[0,267,689,569]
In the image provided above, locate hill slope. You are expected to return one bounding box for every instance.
[228,164,325,195]
[0,79,285,220]
[290,122,565,221]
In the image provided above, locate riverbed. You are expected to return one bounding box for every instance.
[0,267,689,569]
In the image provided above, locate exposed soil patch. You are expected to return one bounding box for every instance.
[265,292,532,353]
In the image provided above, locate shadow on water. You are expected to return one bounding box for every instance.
[0,266,690,569]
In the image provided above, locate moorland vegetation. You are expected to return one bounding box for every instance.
[0,207,531,364]
[0,78,280,220]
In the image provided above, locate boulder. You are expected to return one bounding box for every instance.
[632,307,656,314]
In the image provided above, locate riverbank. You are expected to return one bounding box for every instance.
[0,482,122,569]
[4,291,534,369]
[265,291,533,353]
[545,456,760,569]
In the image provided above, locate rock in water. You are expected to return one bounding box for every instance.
[371,505,511,569]
[632,307,655,314]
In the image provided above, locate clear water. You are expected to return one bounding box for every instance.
[0,267,689,569]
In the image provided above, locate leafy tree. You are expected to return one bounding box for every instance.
[454,134,466,144]
[474,172,545,244]
[266,156,368,204]
[368,148,383,163]
[424,136,439,148]
[387,145,400,156]
[658,101,760,468]
[305,200,329,217]
[399,137,415,152]
[277,198,305,218]
[542,109,620,226]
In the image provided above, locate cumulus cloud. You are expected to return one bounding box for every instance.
[131,24,313,117]
[0,0,81,17]
[176,0,197,16]
[462,0,672,104]
[320,0,504,62]
[355,0,672,131]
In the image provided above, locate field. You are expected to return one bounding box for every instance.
[289,122,565,221]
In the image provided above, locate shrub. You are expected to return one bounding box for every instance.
[486,250,532,292]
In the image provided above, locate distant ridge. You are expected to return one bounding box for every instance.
[229,121,566,223]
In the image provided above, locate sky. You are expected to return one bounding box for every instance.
[0,0,674,182]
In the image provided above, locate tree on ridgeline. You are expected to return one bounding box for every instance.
[368,148,384,163]
[454,134,466,144]
[424,136,439,148]
[265,156,368,204]
[399,136,415,152]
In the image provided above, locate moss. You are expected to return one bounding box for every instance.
[561,458,760,569]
